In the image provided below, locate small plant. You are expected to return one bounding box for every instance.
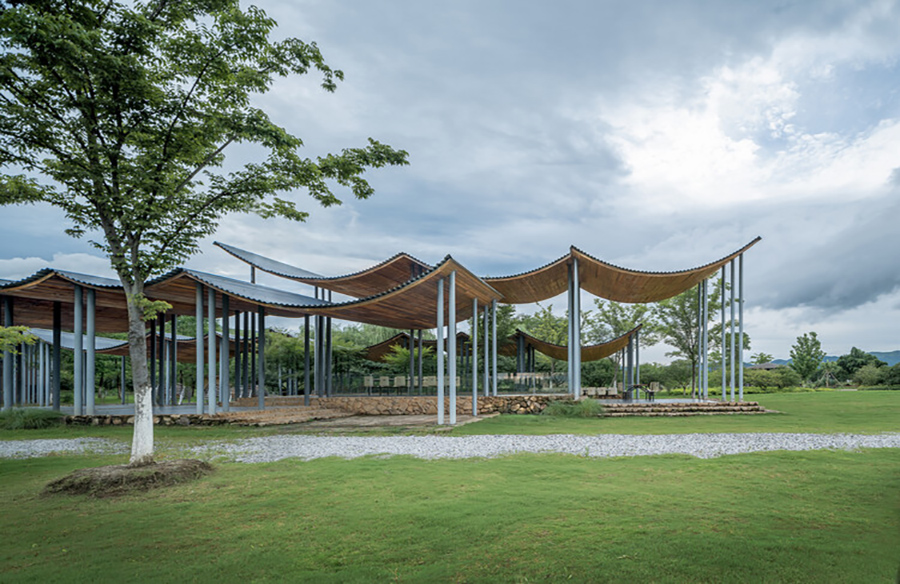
[541,398,605,418]
[0,408,64,430]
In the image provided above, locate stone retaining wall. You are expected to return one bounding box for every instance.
[233,395,566,415]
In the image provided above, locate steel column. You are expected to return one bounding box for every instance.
[207,287,217,415]
[472,298,478,416]
[436,278,445,425]
[491,299,498,397]
[408,329,415,395]
[483,305,489,397]
[573,257,581,399]
[448,271,457,425]
[196,284,204,414]
[73,285,83,415]
[257,306,266,410]
[220,295,230,412]
[721,267,726,400]
[729,260,736,401]
[304,315,310,406]
[52,301,61,410]
[120,355,127,405]
[85,289,96,414]
[417,330,423,394]
[2,296,13,410]
[738,254,745,401]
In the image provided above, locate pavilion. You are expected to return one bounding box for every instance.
[0,236,760,424]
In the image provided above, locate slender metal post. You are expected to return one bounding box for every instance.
[408,329,415,395]
[304,315,310,406]
[491,299,498,397]
[436,278,445,424]
[417,329,423,394]
[573,257,581,399]
[448,271,457,425]
[472,298,478,416]
[721,267,726,400]
[251,311,258,397]
[2,296,14,411]
[207,287,217,415]
[234,310,242,399]
[196,284,204,414]
[257,306,266,409]
[120,355,127,405]
[483,305,489,397]
[85,288,96,415]
[729,259,736,401]
[220,295,230,412]
[703,279,710,399]
[635,329,641,388]
[73,285,84,415]
[326,292,333,396]
[567,263,573,393]
[242,311,250,397]
[738,254,745,401]
[170,314,177,405]
[52,301,61,410]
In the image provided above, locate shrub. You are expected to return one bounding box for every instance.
[541,398,604,418]
[884,364,900,388]
[0,408,65,430]
[853,364,887,387]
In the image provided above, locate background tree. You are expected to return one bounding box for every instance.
[751,352,774,365]
[0,326,36,354]
[588,299,659,387]
[789,332,826,386]
[0,1,407,464]
[852,363,886,387]
[517,303,567,376]
[835,347,886,381]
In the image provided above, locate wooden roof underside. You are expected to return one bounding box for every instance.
[363,332,471,362]
[486,237,761,304]
[303,258,503,330]
[500,325,642,362]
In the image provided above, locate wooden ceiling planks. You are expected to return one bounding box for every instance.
[484,238,761,305]
[96,334,236,363]
[304,257,504,330]
[572,237,761,304]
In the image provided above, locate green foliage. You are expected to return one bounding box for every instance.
[541,398,605,418]
[744,366,802,392]
[884,363,900,387]
[0,326,37,353]
[0,408,64,430]
[789,332,825,385]
[751,352,774,365]
[582,359,615,387]
[638,360,692,390]
[129,294,173,322]
[836,347,886,381]
[853,363,886,387]
[589,299,660,346]
[382,344,435,375]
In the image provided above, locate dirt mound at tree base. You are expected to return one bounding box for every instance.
[43,459,213,498]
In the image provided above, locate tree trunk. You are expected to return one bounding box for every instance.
[123,283,154,466]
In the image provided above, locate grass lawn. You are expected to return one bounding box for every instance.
[452,391,900,436]
[1,448,898,583]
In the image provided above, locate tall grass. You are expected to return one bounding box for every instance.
[541,398,604,417]
[0,408,64,430]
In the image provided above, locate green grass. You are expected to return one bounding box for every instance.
[1,449,898,583]
[453,391,900,436]
[0,408,64,430]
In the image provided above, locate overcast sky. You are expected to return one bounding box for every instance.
[2,0,899,362]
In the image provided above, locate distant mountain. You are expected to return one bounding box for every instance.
[870,351,900,367]
[771,351,899,367]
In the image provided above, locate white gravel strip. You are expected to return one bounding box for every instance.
[0,438,128,459]
[3,433,898,462]
[188,433,900,463]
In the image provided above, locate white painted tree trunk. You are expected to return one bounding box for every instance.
[124,284,154,466]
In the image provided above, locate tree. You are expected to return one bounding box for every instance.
[0,326,36,354]
[853,363,886,387]
[751,352,774,365]
[517,303,567,375]
[789,332,825,386]
[835,347,886,381]
[588,299,659,386]
[0,1,407,464]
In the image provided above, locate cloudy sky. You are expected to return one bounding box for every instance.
[2,0,899,362]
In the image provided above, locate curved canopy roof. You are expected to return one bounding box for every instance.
[145,268,329,317]
[215,241,431,298]
[0,269,130,333]
[303,256,502,329]
[362,331,470,362]
[485,237,761,304]
[501,325,642,362]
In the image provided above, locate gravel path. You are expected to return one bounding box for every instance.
[0,438,128,459]
[3,433,899,462]
[190,433,900,463]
